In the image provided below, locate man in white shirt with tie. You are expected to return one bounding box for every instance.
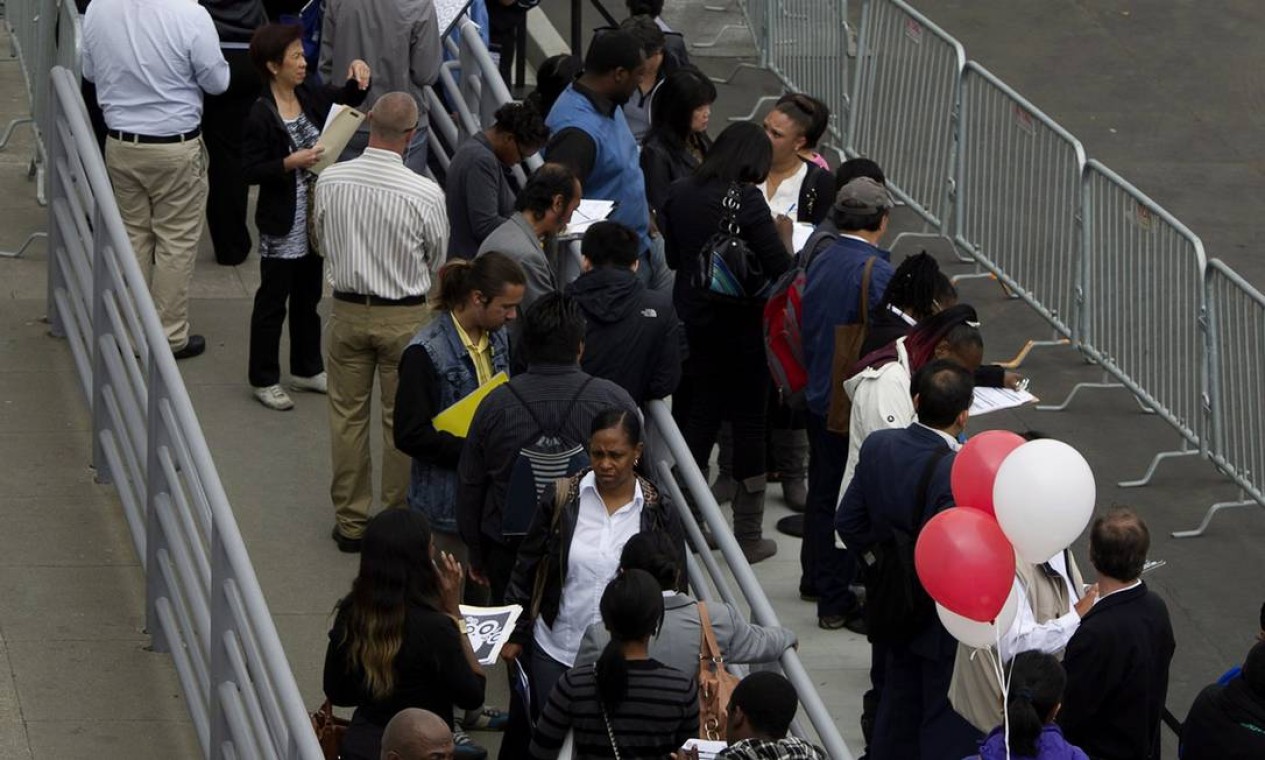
[314,92,449,552]
[82,0,230,359]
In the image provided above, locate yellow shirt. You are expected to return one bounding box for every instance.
[451,313,494,386]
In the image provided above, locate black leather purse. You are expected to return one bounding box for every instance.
[693,183,772,303]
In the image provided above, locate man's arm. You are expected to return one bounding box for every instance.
[836,447,874,551]
[420,194,451,276]
[543,127,596,184]
[646,300,683,401]
[189,8,230,95]
[409,0,442,88]
[393,344,466,467]
[1056,624,1118,743]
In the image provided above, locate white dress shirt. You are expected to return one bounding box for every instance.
[758,161,808,217]
[82,0,229,134]
[315,148,449,300]
[534,472,644,667]
[998,551,1082,663]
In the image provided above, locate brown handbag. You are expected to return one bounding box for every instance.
[310,699,348,760]
[528,477,574,620]
[825,256,878,434]
[697,602,741,741]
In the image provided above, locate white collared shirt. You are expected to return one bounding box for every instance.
[82,0,230,134]
[915,422,963,452]
[1097,579,1142,601]
[758,162,808,218]
[315,148,449,300]
[534,472,645,666]
[999,552,1081,663]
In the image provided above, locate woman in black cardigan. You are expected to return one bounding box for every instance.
[240,23,369,411]
[639,66,716,225]
[661,122,793,564]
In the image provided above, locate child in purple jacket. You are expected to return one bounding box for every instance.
[973,651,1089,760]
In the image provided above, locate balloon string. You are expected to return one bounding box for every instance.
[994,623,1012,760]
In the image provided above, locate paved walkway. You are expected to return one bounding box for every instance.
[2,1,1264,758]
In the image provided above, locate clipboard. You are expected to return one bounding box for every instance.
[432,372,509,437]
[310,105,365,174]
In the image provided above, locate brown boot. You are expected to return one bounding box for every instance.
[733,476,777,564]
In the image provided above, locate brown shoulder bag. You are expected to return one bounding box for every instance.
[697,602,741,741]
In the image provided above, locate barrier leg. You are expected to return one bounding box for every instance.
[708,61,765,85]
[1036,380,1121,412]
[951,268,1019,300]
[1118,443,1198,488]
[0,115,32,149]
[0,229,46,258]
[1172,496,1258,539]
[692,23,750,48]
[728,94,777,123]
[890,230,956,257]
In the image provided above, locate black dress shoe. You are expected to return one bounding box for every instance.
[331,526,362,553]
[172,334,206,360]
[776,514,805,537]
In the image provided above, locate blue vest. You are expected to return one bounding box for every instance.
[546,85,651,254]
[406,314,510,533]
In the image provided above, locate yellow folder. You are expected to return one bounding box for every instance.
[432,372,509,438]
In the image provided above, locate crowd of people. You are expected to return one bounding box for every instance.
[77,0,1265,758]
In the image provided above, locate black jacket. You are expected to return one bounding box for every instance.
[1058,582,1175,760]
[795,160,837,226]
[1181,676,1265,760]
[640,129,709,226]
[662,178,792,345]
[241,78,368,237]
[504,470,686,646]
[198,0,266,43]
[567,267,683,404]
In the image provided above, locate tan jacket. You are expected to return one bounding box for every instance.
[948,549,1085,732]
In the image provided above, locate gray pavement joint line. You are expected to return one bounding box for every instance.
[0,620,35,755]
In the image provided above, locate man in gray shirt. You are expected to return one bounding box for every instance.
[320,0,442,174]
[476,163,581,313]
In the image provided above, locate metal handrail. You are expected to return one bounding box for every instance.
[644,401,854,760]
[45,64,321,759]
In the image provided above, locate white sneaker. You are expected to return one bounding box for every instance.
[290,372,328,394]
[253,384,295,411]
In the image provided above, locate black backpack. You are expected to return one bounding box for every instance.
[500,378,593,538]
[860,446,951,644]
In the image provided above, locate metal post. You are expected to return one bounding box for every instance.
[570,0,582,56]
[144,367,169,652]
[208,530,233,758]
[44,65,64,336]
[90,203,112,483]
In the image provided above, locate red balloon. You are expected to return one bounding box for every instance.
[951,430,1026,518]
[915,508,1016,622]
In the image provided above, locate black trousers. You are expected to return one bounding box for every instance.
[202,47,259,266]
[676,333,770,483]
[248,254,325,388]
[801,412,859,617]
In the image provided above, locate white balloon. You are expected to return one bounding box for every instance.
[992,439,1096,565]
[937,584,1020,648]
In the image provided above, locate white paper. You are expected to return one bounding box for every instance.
[564,199,617,236]
[680,739,729,760]
[791,222,815,255]
[458,603,523,666]
[969,387,1037,417]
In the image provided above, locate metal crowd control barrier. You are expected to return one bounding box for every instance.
[1175,259,1263,537]
[644,400,855,760]
[765,0,848,144]
[44,65,321,760]
[1062,160,1208,487]
[848,0,963,248]
[952,61,1085,357]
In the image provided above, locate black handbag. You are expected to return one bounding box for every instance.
[693,183,772,302]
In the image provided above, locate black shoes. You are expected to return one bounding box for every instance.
[172,334,206,360]
[819,607,869,635]
[331,526,362,553]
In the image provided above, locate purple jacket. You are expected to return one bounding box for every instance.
[977,725,1090,760]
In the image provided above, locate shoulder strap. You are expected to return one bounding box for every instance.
[913,446,953,529]
[859,256,877,327]
[551,376,595,437]
[720,182,743,233]
[552,476,572,521]
[505,381,548,437]
[697,602,724,664]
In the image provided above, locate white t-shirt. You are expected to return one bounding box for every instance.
[758,162,808,218]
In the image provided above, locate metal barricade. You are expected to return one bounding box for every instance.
[952,61,1086,348]
[1064,159,1208,486]
[45,65,322,760]
[847,0,963,243]
[1174,259,1263,537]
[765,0,848,145]
[643,400,855,760]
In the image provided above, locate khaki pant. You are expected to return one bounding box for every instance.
[327,300,431,537]
[104,136,208,351]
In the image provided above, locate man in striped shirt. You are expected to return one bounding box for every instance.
[314,92,450,552]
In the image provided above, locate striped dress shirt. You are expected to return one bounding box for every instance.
[314,148,449,299]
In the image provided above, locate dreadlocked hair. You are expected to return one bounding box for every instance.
[880,252,957,322]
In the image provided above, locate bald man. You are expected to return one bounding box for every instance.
[381,709,455,760]
[315,91,450,552]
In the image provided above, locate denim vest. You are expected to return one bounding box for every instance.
[407,314,510,533]
[546,85,651,254]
